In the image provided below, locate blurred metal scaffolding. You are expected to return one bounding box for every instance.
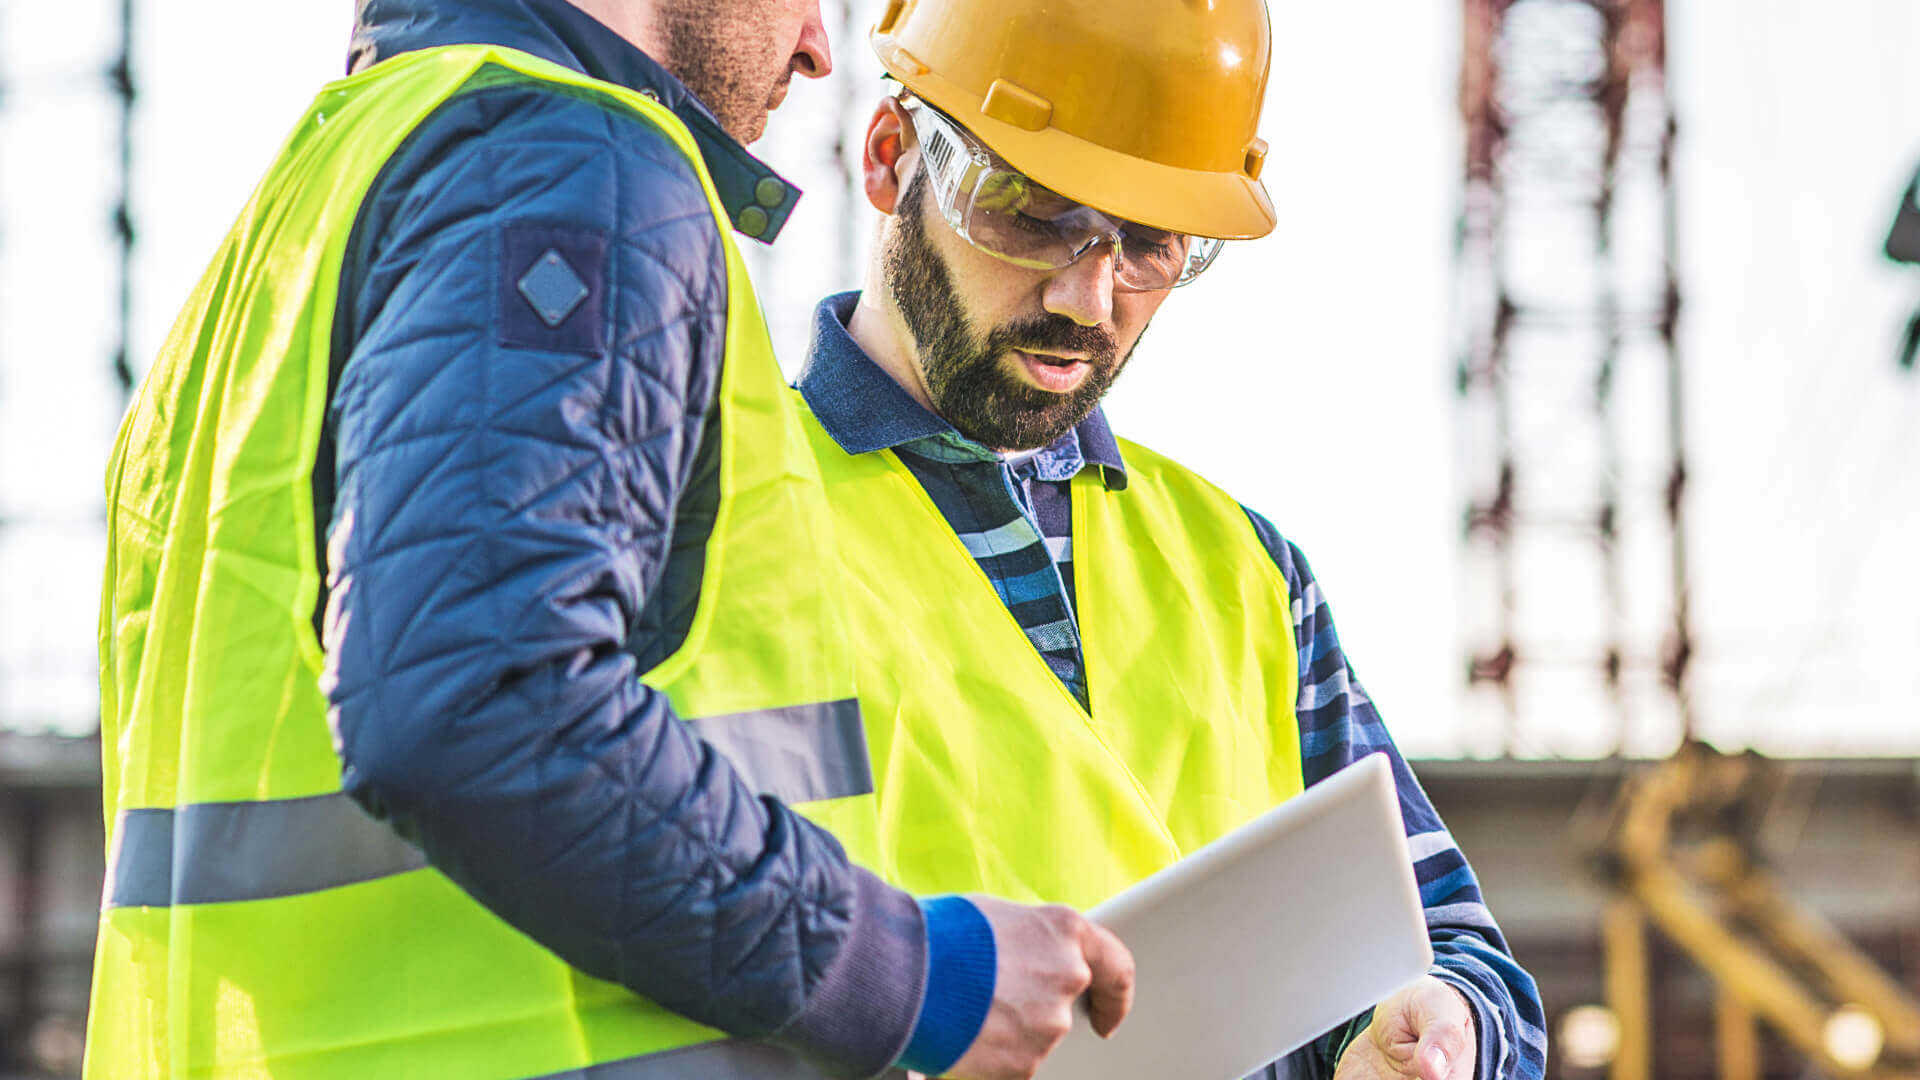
[1460,12,1920,1076]
[109,0,138,401]
[1455,0,1690,757]
[0,0,134,1071]
[0,0,136,736]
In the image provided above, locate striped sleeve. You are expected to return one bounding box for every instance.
[1242,509,1549,1080]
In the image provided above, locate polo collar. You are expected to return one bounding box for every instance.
[349,0,801,243]
[795,292,1129,489]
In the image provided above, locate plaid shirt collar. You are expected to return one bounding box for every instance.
[795,292,1129,490]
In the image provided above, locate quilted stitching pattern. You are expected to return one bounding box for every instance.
[319,80,887,1060]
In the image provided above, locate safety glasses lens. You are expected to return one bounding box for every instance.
[911,102,1223,290]
[963,171,1110,268]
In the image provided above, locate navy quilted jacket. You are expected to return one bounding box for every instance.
[317,1,927,1074]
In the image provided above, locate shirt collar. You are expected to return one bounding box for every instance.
[348,0,801,243]
[795,292,1129,489]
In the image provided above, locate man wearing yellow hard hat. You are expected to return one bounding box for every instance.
[780,0,1551,1076]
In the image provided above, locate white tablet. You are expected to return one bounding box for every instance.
[1036,752,1433,1080]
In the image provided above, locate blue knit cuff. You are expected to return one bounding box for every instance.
[898,895,996,1075]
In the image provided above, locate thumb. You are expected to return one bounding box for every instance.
[1413,1029,1452,1080]
[1079,921,1136,1038]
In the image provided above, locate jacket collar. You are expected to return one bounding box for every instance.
[796,292,1129,489]
[349,0,801,243]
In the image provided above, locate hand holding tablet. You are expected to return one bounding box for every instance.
[1037,753,1433,1080]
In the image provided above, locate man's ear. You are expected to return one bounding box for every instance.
[863,97,913,215]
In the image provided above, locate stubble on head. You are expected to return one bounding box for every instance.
[882,173,1134,452]
[655,0,792,143]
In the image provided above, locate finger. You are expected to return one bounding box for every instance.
[1079,921,1136,1038]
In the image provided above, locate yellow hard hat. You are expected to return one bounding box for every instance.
[870,0,1276,240]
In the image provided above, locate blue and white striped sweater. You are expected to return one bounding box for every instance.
[1256,520,1547,1079]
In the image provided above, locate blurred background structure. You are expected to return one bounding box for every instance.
[1456,0,1693,755]
[0,0,1916,1076]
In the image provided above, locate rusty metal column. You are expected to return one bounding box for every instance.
[1455,0,1690,757]
[1640,0,1695,739]
[1457,0,1520,753]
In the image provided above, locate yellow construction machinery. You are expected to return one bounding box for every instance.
[1593,741,1920,1080]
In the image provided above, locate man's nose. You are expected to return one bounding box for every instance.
[793,3,833,79]
[1041,244,1117,327]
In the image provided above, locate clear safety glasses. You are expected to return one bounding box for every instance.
[904,99,1226,291]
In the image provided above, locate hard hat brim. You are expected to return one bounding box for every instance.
[899,74,1278,242]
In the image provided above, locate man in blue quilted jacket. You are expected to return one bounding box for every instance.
[320,1,1129,1078]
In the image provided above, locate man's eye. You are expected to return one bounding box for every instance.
[1010,211,1057,235]
[1123,230,1183,259]
[1022,194,1079,221]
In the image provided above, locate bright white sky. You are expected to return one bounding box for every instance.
[2,0,1916,757]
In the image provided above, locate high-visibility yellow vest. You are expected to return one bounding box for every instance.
[90,45,862,1079]
[793,399,1306,911]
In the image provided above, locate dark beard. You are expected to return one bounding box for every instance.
[883,174,1130,452]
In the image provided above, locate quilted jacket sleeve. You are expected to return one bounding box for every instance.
[320,81,925,1078]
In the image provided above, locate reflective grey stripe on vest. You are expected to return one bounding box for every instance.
[687,697,872,806]
[527,1038,909,1079]
[104,699,870,909]
[104,792,428,909]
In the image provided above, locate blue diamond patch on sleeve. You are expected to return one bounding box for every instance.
[517,250,589,328]
[499,225,608,355]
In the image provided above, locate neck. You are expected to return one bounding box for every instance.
[560,0,665,59]
[848,263,941,417]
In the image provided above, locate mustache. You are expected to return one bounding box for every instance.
[986,315,1118,364]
